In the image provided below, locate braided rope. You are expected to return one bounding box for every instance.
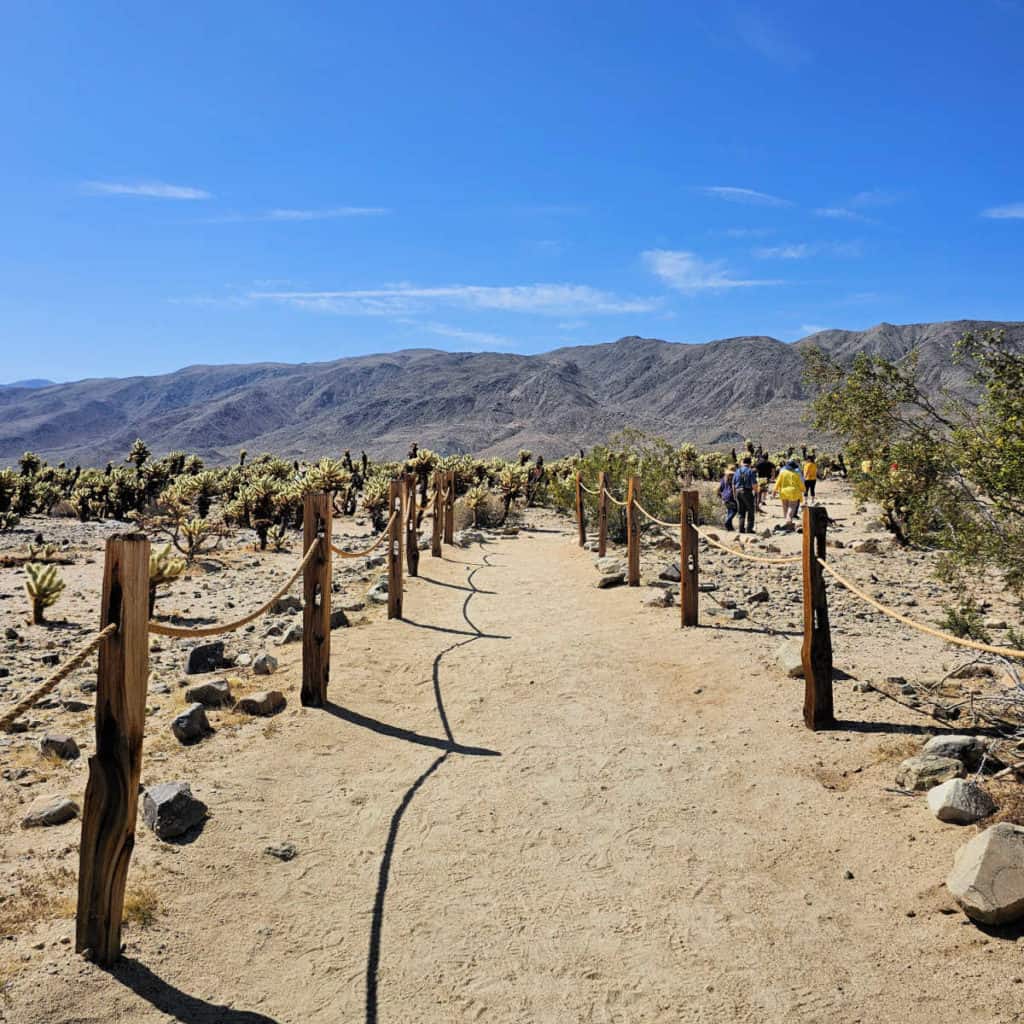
[817,558,1024,659]
[578,481,598,496]
[603,489,627,508]
[633,500,679,530]
[331,512,398,558]
[692,525,801,566]
[148,541,321,638]
[0,623,117,732]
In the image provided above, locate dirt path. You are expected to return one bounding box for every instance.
[8,514,1024,1023]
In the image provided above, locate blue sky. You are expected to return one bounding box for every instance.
[2,1,1022,382]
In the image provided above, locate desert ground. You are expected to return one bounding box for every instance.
[1,480,1023,1023]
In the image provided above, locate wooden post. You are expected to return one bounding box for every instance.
[404,473,420,578]
[387,479,404,620]
[76,532,150,966]
[802,504,834,730]
[301,490,332,708]
[626,475,640,586]
[680,489,699,627]
[443,471,455,546]
[575,471,586,547]
[597,471,608,558]
[430,469,443,557]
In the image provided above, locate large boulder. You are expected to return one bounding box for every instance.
[171,703,212,744]
[927,779,996,825]
[21,794,79,828]
[896,754,964,791]
[922,735,991,772]
[776,641,804,679]
[142,781,207,840]
[184,641,225,675]
[595,556,625,576]
[947,823,1024,924]
[39,733,79,760]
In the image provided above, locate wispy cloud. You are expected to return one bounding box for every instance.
[643,249,783,293]
[82,180,212,200]
[250,283,656,316]
[754,244,810,260]
[982,202,1024,219]
[265,207,389,220]
[720,226,775,238]
[814,206,873,223]
[849,189,902,208]
[699,186,793,207]
[754,240,862,259]
[734,7,810,67]
[396,319,514,350]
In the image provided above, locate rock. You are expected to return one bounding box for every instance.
[329,609,349,630]
[895,754,964,791]
[234,652,253,668]
[59,689,91,713]
[265,841,297,861]
[730,608,748,620]
[21,795,79,828]
[947,823,1024,924]
[5,627,21,641]
[235,690,286,716]
[40,652,60,667]
[253,652,279,676]
[595,556,625,576]
[851,538,887,554]
[142,781,207,840]
[658,563,681,583]
[776,641,804,679]
[272,595,303,614]
[748,588,770,603]
[922,735,991,771]
[595,573,625,589]
[984,618,1008,630]
[583,540,598,552]
[927,779,997,824]
[278,624,303,645]
[184,641,225,675]
[642,588,674,608]
[698,582,718,593]
[366,581,389,605]
[949,663,996,680]
[171,703,212,744]
[39,733,80,760]
[852,681,873,693]
[184,679,232,706]
[454,529,485,547]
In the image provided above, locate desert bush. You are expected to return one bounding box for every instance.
[149,543,186,615]
[24,562,64,624]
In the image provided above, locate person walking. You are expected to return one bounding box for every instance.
[718,465,737,531]
[802,453,818,504]
[755,451,775,512]
[774,459,805,527]
[732,456,758,534]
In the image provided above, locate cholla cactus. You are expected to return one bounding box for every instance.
[149,543,186,615]
[27,541,58,560]
[25,562,65,624]
[463,484,490,527]
[0,509,19,533]
[304,457,350,495]
[361,473,392,533]
[267,523,289,551]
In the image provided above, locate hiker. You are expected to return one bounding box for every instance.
[755,452,775,511]
[835,452,848,478]
[774,459,805,527]
[732,456,758,534]
[718,465,737,531]
[802,453,818,503]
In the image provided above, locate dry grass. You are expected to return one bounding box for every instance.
[0,863,75,936]
[122,884,160,929]
[981,779,1024,827]
[867,735,924,767]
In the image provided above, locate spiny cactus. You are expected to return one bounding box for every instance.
[126,438,151,470]
[27,541,58,560]
[149,543,186,615]
[0,509,19,533]
[25,562,65,624]
[267,523,289,552]
[463,484,490,527]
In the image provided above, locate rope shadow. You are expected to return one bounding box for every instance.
[415,574,497,595]
[399,617,510,640]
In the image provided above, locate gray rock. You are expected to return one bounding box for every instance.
[947,823,1024,924]
[595,573,625,589]
[5,627,20,641]
[171,703,212,744]
[329,608,349,630]
[895,754,964,791]
[454,529,485,547]
[265,841,297,861]
[748,588,770,603]
[21,795,79,828]
[235,690,286,717]
[366,581,389,604]
[234,652,253,668]
[365,555,385,569]
[59,689,91,713]
[776,641,804,679]
[253,653,278,676]
[142,781,207,840]
[852,681,873,693]
[39,734,79,760]
[730,608,748,620]
[184,679,232,706]
[272,595,303,614]
[185,641,225,675]
[927,779,997,824]
[658,563,681,583]
[697,582,718,593]
[278,624,303,645]
[851,538,887,554]
[595,556,625,575]
[642,588,674,608]
[922,734,991,771]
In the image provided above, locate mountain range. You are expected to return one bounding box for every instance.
[1,320,1019,466]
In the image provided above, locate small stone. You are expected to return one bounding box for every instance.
[366,581,389,605]
[329,608,349,630]
[265,841,297,861]
[278,624,303,645]
[595,556,625,576]
[984,618,1008,630]
[171,703,212,744]
[233,652,253,668]
[642,588,674,608]
[900,683,917,696]
[595,573,625,589]
[947,823,1024,925]
[59,689,91,712]
[852,681,873,693]
[272,595,303,614]
[235,690,286,717]
[142,781,207,840]
[39,652,60,667]
[843,869,854,880]
[658,563,681,583]
[22,795,79,828]
[253,653,278,676]
[895,754,964,791]
[5,627,20,641]
[184,679,232,706]
[39,734,79,760]
[730,608,748,620]
[927,779,996,825]
[776,641,804,679]
[184,641,225,675]
[748,588,769,603]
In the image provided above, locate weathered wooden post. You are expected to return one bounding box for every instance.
[387,479,404,619]
[680,489,699,627]
[301,490,332,708]
[626,475,640,586]
[404,473,420,578]
[431,469,443,557]
[443,470,455,546]
[575,471,586,547]
[76,532,150,966]
[802,504,834,730]
[597,471,608,558]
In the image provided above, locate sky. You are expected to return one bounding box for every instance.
[1,1,1023,382]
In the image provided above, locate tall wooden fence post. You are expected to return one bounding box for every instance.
[680,489,699,627]
[404,473,420,578]
[626,476,640,586]
[431,469,443,557]
[802,504,834,730]
[388,479,404,620]
[575,472,586,547]
[597,471,608,558]
[76,532,150,966]
[301,490,332,708]
[443,471,455,546]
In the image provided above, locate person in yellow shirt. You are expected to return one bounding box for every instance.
[802,454,818,504]
[773,459,805,527]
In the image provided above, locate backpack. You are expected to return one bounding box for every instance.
[734,466,756,491]
[719,477,734,502]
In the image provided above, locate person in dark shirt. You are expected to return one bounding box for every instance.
[755,454,775,511]
[732,457,758,533]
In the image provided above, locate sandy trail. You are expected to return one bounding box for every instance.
[9,514,1024,1024]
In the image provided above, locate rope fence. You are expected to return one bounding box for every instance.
[330,512,398,559]
[633,499,679,531]
[691,525,802,566]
